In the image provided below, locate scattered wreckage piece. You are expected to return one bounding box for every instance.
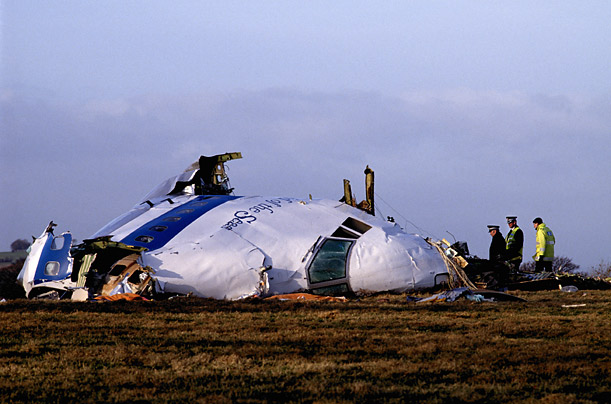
[17,226,155,300]
[17,223,75,299]
[408,287,526,303]
[505,277,562,291]
[94,293,150,301]
[554,272,611,290]
[427,238,475,290]
[265,293,347,302]
[459,254,611,291]
[506,272,611,291]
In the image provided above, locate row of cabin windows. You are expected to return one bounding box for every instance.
[133,203,210,243]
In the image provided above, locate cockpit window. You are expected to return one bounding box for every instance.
[330,217,372,239]
[331,227,359,239]
[341,217,371,235]
[308,239,353,284]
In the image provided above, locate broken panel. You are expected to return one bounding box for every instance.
[71,238,154,298]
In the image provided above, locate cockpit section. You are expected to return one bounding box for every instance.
[306,216,372,296]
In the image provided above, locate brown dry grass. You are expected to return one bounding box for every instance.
[0,290,609,403]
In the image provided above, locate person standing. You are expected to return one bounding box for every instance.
[505,216,524,272]
[487,225,506,262]
[533,217,555,272]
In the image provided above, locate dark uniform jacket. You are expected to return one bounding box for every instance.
[489,233,507,262]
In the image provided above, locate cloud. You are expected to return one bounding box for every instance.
[1,88,609,269]
[401,88,609,144]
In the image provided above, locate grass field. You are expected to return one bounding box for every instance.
[0,290,609,403]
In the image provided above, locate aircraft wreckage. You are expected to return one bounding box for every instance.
[18,152,476,300]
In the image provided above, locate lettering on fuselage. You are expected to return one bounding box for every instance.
[221,198,296,230]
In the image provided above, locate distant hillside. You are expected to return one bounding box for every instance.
[0,251,28,268]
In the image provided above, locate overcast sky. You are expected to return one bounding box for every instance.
[1,1,610,271]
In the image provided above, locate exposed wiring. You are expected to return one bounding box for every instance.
[427,239,477,290]
[374,192,436,238]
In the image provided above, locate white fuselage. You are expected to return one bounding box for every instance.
[90,193,449,299]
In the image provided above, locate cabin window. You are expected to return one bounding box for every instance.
[135,235,154,243]
[308,239,352,284]
[162,216,181,222]
[44,261,60,276]
[50,236,65,250]
[149,225,168,232]
[176,208,195,214]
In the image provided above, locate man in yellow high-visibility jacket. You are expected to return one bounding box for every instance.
[532,217,555,272]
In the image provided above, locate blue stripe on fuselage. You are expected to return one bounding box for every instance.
[119,195,240,251]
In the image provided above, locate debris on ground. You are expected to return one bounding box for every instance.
[265,293,347,302]
[407,287,526,303]
[93,293,150,301]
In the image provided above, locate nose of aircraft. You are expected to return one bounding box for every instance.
[348,231,448,293]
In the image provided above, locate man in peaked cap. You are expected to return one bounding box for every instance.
[488,225,506,263]
[505,216,524,273]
